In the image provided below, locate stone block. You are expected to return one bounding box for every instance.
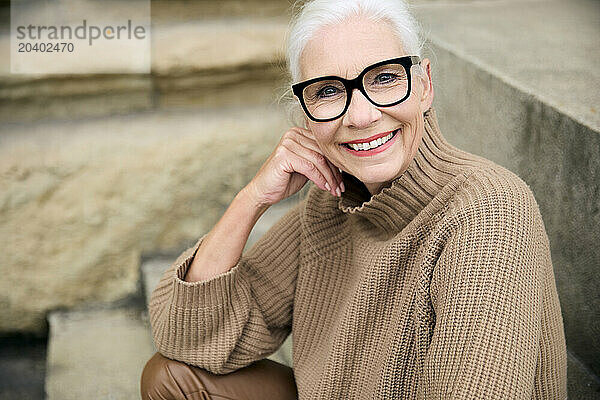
[151,20,287,76]
[0,15,289,122]
[141,257,174,308]
[46,307,155,400]
[151,0,291,22]
[0,106,290,334]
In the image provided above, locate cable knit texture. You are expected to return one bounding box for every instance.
[148,107,567,399]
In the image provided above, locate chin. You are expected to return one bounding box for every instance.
[356,167,401,187]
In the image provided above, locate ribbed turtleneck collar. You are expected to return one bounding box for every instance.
[337,107,480,235]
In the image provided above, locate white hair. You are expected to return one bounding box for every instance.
[279,0,426,126]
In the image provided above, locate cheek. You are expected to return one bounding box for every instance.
[393,97,421,118]
[386,99,423,129]
[309,123,338,144]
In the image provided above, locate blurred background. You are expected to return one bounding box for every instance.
[0,0,598,398]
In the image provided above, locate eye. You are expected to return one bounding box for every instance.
[373,73,398,84]
[316,85,341,98]
[303,80,345,103]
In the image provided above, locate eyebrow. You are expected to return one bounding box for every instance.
[307,57,400,81]
[310,64,365,81]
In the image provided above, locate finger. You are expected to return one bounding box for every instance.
[287,129,343,192]
[282,138,339,196]
[325,158,344,194]
[337,166,345,192]
[291,126,314,137]
[286,143,338,196]
[281,147,330,193]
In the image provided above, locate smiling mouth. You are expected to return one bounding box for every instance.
[341,129,400,151]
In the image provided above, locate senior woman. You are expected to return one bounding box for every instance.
[141,0,567,399]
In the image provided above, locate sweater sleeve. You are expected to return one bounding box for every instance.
[148,200,304,374]
[421,176,566,399]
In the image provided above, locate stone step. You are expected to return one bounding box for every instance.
[150,0,291,22]
[414,0,599,132]
[0,14,289,122]
[45,307,155,400]
[141,197,300,368]
[0,104,293,337]
[151,18,289,110]
[43,187,300,400]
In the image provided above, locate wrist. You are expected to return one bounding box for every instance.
[238,183,270,216]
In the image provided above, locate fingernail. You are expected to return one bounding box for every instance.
[340,181,345,192]
[336,187,341,197]
[325,182,331,191]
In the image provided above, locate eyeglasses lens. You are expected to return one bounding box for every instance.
[302,79,347,121]
[363,63,408,106]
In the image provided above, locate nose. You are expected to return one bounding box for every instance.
[342,88,382,129]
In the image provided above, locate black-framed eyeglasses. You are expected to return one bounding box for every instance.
[292,56,421,122]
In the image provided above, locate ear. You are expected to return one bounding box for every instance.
[418,58,434,111]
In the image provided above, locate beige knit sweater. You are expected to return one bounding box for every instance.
[149,107,567,399]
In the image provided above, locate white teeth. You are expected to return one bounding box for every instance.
[347,130,396,151]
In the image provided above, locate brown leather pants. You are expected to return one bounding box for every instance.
[140,352,298,400]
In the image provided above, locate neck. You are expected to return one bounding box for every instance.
[364,181,387,196]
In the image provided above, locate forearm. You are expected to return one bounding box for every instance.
[184,185,270,282]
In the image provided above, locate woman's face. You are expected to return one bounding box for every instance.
[299,15,434,195]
